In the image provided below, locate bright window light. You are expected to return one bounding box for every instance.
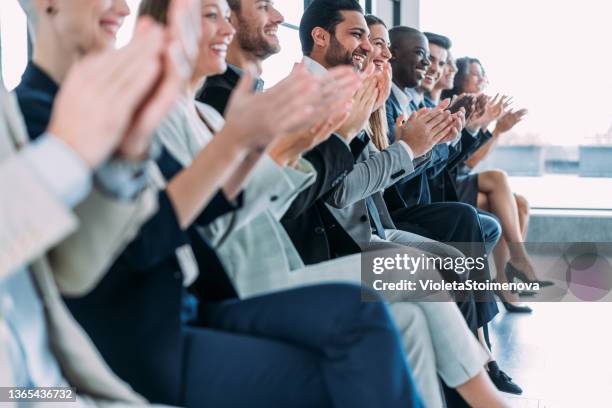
[420,0,612,147]
[0,0,28,91]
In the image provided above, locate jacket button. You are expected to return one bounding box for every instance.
[270,195,278,202]
[174,271,182,280]
[360,215,368,222]
[314,227,325,234]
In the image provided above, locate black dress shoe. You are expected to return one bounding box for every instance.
[487,361,523,395]
[494,291,533,314]
[506,262,554,288]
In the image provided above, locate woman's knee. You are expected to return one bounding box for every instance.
[480,169,509,191]
[515,194,530,216]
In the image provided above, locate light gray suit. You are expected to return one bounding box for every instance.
[0,85,163,406]
[325,135,464,259]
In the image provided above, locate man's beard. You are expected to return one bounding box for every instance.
[235,15,280,60]
[324,35,366,71]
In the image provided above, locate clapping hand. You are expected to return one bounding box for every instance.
[494,108,528,135]
[372,62,392,112]
[466,94,511,132]
[395,100,459,157]
[118,0,202,160]
[47,18,168,168]
[336,73,380,142]
[220,63,323,153]
[267,66,360,166]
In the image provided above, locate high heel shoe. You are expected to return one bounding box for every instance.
[493,287,533,313]
[487,361,523,395]
[505,262,554,287]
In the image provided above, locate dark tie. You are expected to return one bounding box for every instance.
[366,196,386,239]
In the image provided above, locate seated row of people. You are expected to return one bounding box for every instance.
[1,0,548,406]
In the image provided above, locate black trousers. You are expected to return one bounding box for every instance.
[390,202,500,329]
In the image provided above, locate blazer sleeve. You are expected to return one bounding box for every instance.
[48,184,160,296]
[325,142,415,209]
[283,135,355,219]
[0,88,78,275]
[203,156,316,246]
[0,151,78,276]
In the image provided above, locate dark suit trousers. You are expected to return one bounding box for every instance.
[184,284,423,408]
[390,202,500,329]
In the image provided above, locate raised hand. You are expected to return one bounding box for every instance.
[336,75,380,142]
[220,63,321,152]
[373,62,392,112]
[395,106,456,157]
[47,19,167,168]
[267,66,360,166]
[467,94,511,131]
[494,108,528,135]
[448,93,476,121]
[118,0,202,160]
[267,108,351,167]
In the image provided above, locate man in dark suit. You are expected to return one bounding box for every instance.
[385,28,524,396]
[385,28,501,264]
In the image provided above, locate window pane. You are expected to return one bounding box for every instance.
[421,0,612,209]
[0,0,28,90]
[261,25,302,87]
[421,0,612,151]
[275,1,304,25]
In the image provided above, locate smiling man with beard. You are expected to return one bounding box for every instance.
[299,0,371,72]
[197,0,284,113]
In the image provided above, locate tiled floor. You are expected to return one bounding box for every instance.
[490,303,612,407]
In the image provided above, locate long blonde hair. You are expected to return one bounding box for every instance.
[365,15,389,151]
[366,107,389,151]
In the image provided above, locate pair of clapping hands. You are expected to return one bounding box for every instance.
[332,60,467,159]
[457,93,528,134]
[266,61,395,167]
[47,0,202,169]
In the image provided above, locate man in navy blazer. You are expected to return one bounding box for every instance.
[382,27,501,332]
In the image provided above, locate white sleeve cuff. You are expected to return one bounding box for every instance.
[397,140,415,160]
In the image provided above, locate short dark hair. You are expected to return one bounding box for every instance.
[299,0,363,55]
[138,0,170,24]
[227,0,240,12]
[365,14,386,29]
[424,32,452,50]
[388,26,422,52]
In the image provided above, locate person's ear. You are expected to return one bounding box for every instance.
[388,48,398,63]
[229,10,239,29]
[311,27,329,49]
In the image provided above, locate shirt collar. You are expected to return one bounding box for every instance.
[302,56,328,76]
[226,63,264,91]
[391,82,412,114]
[405,87,424,108]
[20,63,59,97]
